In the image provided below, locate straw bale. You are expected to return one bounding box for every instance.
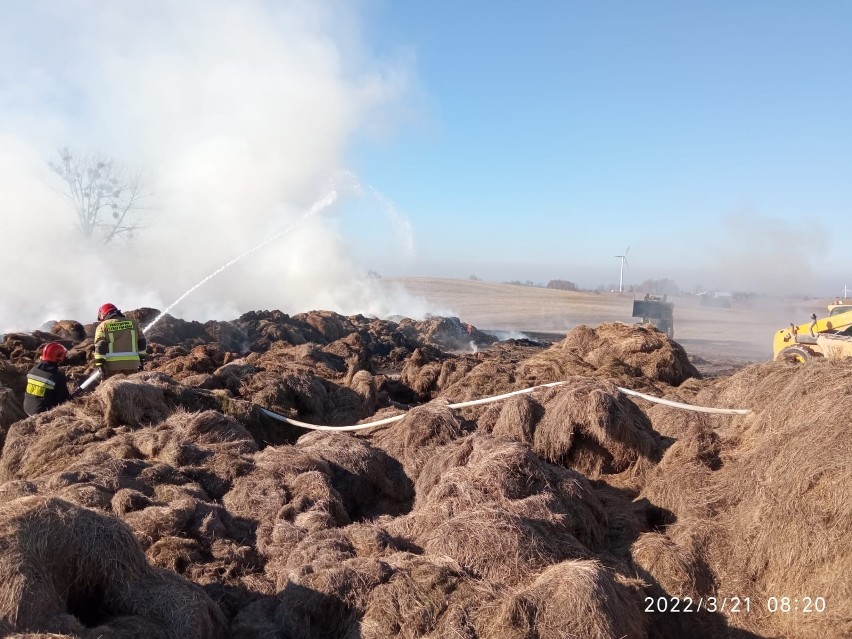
[532,379,662,478]
[559,322,699,386]
[479,559,649,639]
[0,496,226,637]
[364,401,467,481]
[95,376,170,428]
[296,431,414,519]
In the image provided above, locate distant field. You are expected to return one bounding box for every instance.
[385,277,830,364]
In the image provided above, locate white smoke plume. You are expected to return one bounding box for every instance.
[0,0,428,331]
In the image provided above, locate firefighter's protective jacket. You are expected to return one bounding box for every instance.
[94,314,147,376]
[23,361,70,415]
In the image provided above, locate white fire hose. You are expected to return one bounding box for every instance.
[258,380,750,432]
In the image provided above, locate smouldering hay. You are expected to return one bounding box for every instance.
[364,400,467,481]
[0,496,226,637]
[295,431,414,519]
[96,376,170,428]
[479,559,649,639]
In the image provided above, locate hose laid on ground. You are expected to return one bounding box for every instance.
[258,380,750,432]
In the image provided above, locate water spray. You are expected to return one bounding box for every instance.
[142,186,340,333]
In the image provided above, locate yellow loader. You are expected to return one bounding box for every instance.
[773,301,852,361]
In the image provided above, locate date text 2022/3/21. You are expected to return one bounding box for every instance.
[644,596,827,614]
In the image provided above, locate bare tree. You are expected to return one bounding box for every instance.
[49,147,150,243]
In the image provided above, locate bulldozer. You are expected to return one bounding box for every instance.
[632,294,674,339]
[773,300,852,361]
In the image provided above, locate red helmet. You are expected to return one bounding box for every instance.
[41,342,68,363]
[98,303,119,322]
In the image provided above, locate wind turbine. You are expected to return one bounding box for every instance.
[843,284,851,299]
[615,245,630,293]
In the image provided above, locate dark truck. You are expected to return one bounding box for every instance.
[632,294,674,339]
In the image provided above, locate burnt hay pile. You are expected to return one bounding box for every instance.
[0,311,848,638]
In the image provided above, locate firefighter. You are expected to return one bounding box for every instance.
[93,303,147,378]
[23,342,71,416]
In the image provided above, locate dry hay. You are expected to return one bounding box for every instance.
[233,549,498,639]
[358,553,500,639]
[223,446,350,561]
[435,359,518,403]
[519,322,699,387]
[413,506,592,585]
[392,434,607,585]
[276,556,393,637]
[399,347,458,399]
[0,496,226,637]
[0,386,26,432]
[478,559,649,639]
[0,404,107,483]
[640,421,722,520]
[94,375,170,428]
[637,359,852,638]
[363,400,467,481]
[295,431,414,519]
[483,378,662,482]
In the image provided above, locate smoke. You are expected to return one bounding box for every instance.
[701,211,828,295]
[0,0,427,331]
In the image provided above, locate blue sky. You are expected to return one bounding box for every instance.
[2,1,851,330]
[344,1,852,293]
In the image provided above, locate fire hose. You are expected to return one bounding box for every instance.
[258,381,750,432]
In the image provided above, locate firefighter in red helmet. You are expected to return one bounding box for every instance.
[23,342,71,415]
[93,303,147,378]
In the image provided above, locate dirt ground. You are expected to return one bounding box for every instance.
[386,277,830,375]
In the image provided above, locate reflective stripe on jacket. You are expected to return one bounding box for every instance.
[94,317,146,373]
[23,362,70,415]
